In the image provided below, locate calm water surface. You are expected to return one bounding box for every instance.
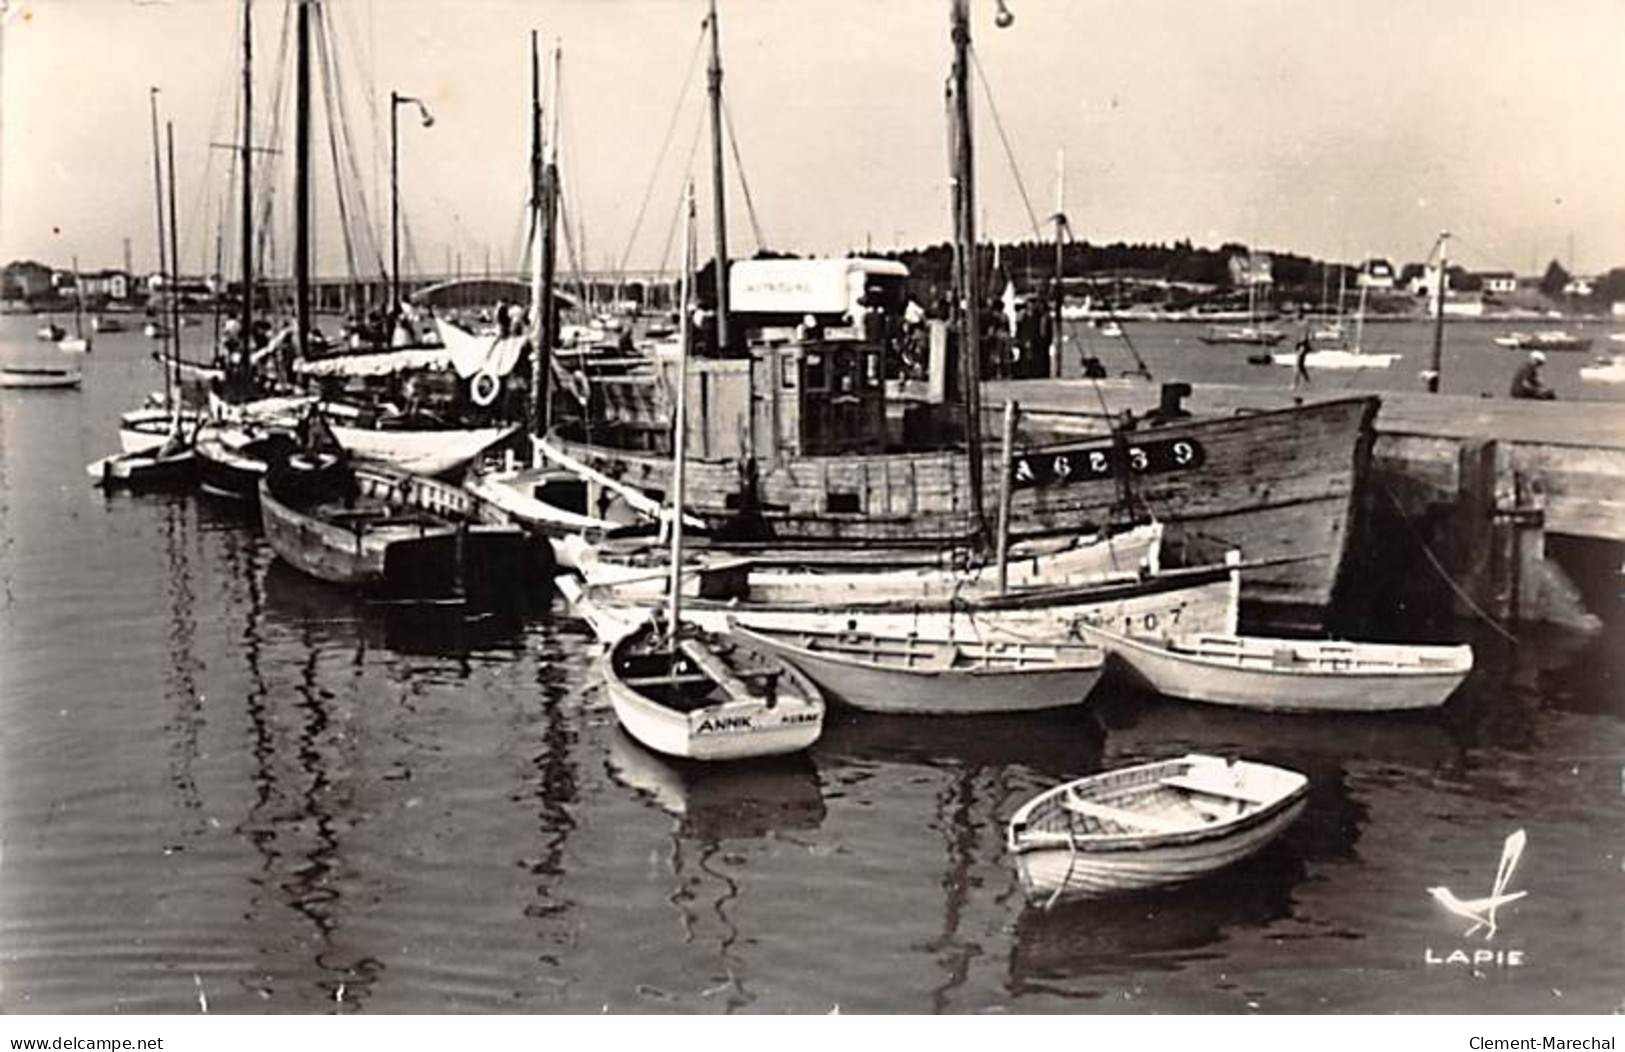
[1,315,1621,1013]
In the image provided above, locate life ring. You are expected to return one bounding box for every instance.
[470,369,501,407]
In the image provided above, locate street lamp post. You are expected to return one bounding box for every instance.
[389,90,434,317]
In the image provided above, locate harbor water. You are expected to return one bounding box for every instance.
[2,316,1621,1013]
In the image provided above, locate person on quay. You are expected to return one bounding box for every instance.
[1509,350,1556,400]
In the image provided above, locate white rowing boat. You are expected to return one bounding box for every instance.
[1075,624,1473,712]
[730,622,1104,715]
[603,622,825,761]
[1006,753,1309,906]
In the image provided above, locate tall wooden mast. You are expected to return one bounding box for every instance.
[527,30,544,444]
[949,0,987,541]
[235,0,254,399]
[706,0,730,355]
[293,0,311,363]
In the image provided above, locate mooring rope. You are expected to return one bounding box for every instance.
[1380,483,1520,644]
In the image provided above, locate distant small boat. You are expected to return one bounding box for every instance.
[1,365,81,389]
[603,622,826,761]
[1493,330,1592,352]
[36,323,66,342]
[1269,347,1398,370]
[1197,325,1285,347]
[1097,321,1124,339]
[90,316,126,334]
[1610,332,1625,345]
[120,405,208,454]
[1075,624,1473,712]
[1005,753,1309,906]
[58,335,91,354]
[143,322,169,339]
[1580,355,1625,384]
[731,622,1105,715]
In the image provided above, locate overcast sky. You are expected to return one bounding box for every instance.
[4,0,1623,280]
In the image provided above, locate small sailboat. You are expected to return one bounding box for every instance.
[1579,355,1625,384]
[1005,753,1309,906]
[57,258,92,354]
[1075,623,1473,712]
[1271,263,1396,370]
[730,622,1104,715]
[1493,330,1592,352]
[600,177,823,762]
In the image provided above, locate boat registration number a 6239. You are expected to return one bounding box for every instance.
[1010,437,1205,490]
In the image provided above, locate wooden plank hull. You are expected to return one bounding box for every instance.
[553,396,1377,632]
[1006,754,1308,905]
[604,625,825,761]
[87,449,196,490]
[733,625,1104,715]
[561,558,1241,648]
[196,426,298,503]
[1079,626,1472,712]
[260,463,532,599]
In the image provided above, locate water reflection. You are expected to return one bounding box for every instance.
[607,731,825,1012]
[158,495,207,837]
[814,707,1107,781]
[518,614,582,985]
[1006,848,1303,999]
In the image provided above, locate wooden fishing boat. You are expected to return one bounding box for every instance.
[558,550,1242,648]
[258,455,535,603]
[730,622,1104,715]
[328,421,517,477]
[604,622,825,761]
[1005,753,1309,906]
[539,2,1380,637]
[0,365,81,389]
[119,405,208,454]
[1074,623,1473,712]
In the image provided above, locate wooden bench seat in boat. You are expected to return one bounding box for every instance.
[677,639,779,701]
[1159,773,1271,806]
[1060,790,1192,834]
[620,671,715,689]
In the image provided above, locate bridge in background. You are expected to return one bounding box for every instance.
[258,268,680,315]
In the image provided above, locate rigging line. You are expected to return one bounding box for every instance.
[655,112,708,278]
[1059,220,1152,381]
[313,7,363,284]
[1379,483,1519,645]
[968,44,1043,243]
[321,4,388,281]
[720,97,765,253]
[618,24,708,277]
[252,0,295,286]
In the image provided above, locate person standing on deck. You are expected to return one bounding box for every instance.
[1509,350,1556,400]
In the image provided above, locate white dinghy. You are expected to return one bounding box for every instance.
[1006,753,1309,907]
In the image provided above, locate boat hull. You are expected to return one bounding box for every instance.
[734,627,1103,715]
[196,427,297,502]
[562,557,1241,648]
[331,424,515,477]
[553,396,1378,633]
[1,368,81,389]
[260,463,534,600]
[604,626,825,761]
[1011,795,1306,902]
[87,450,196,489]
[1079,627,1471,712]
[1006,754,1309,905]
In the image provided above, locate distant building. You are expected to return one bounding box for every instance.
[75,269,132,301]
[1476,271,1517,295]
[2,260,54,301]
[1227,252,1273,286]
[1562,276,1595,297]
[1357,259,1396,289]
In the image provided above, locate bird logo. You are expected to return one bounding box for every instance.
[1427,829,1527,940]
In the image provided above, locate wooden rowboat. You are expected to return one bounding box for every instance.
[87,426,197,490]
[731,622,1104,716]
[1006,753,1309,907]
[604,622,825,762]
[1076,624,1473,712]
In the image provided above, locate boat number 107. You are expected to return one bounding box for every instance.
[1010,437,1205,490]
